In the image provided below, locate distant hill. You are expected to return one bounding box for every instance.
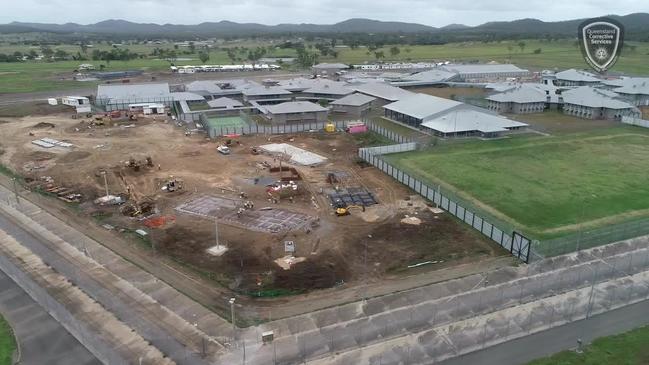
[4,13,649,39]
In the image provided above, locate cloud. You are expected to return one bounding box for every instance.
[1,0,646,26]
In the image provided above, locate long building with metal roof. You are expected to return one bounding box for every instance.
[561,87,640,120]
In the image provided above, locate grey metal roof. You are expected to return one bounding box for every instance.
[487,84,547,104]
[554,69,601,83]
[330,93,376,106]
[97,83,171,101]
[421,109,528,134]
[562,87,635,109]
[611,78,649,95]
[312,63,349,69]
[352,82,414,102]
[170,92,205,101]
[185,80,223,93]
[383,93,462,120]
[242,86,293,96]
[303,84,354,96]
[391,69,459,87]
[265,101,328,114]
[441,64,529,75]
[207,97,243,109]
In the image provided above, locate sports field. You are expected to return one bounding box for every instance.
[385,127,649,238]
[206,116,248,130]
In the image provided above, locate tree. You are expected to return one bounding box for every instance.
[198,51,210,63]
[389,46,400,57]
[54,49,69,60]
[507,45,514,58]
[518,41,526,53]
[374,51,385,60]
[40,46,54,59]
[188,41,196,54]
[80,43,88,54]
[533,48,542,54]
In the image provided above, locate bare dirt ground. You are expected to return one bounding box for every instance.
[0,112,506,305]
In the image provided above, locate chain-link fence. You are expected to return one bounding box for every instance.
[534,217,649,258]
[358,144,531,262]
[206,120,349,138]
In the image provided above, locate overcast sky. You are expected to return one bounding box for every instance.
[2,0,648,26]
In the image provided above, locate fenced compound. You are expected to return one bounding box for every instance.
[363,119,416,144]
[205,119,350,138]
[358,143,532,263]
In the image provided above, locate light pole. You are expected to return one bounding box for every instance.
[12,177,19,205]
[101,170,109,197]
[229,297,236,340]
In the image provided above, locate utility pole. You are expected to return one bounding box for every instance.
[12,177,19,205]
[101,170,109,197]
[229,297,236,340]
[215,216,220,248]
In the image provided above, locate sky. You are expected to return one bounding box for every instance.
[2,0,648,26]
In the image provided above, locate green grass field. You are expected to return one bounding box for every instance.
[206,116,248,130]
[528,324,649,365]
[0,315,15,365]
[1,39,648,94]
[385,127,649,238]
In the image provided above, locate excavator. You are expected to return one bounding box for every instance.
[333,200,365,216]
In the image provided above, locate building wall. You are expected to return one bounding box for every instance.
[487,100,545,114]
[618,93,649,107]
[562,103,641,120]
[331,103,372,118]
[268,110,328,124]
[383,109,423,127]
[554,80,600,87]
[456,71,529,81]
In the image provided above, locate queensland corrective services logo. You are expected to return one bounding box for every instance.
[578,17,625,73]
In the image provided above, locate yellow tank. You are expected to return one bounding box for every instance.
[324,123,335,133]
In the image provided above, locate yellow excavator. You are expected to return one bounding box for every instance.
[334,200,365,216]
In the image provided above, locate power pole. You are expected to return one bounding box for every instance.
[101,171,109,197]
[12,177,19,205]
[229,297,236,340]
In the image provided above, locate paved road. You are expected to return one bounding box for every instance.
[440,299,649,365]
[0,208,218,364]
[0,269,100,365]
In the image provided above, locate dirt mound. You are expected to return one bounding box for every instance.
[57,151,91,163]
[28,151,57,161]
[274,250,349,290]
[32,122,56,129]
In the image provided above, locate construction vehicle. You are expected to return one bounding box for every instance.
[333,200,365,216]
[324,122,336,133]
[162,177,184,192]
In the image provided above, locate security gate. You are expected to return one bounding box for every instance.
[512,231,531,263]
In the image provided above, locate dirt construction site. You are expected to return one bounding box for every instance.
[0,112,506,298]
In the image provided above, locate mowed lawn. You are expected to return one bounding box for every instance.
[385,128,649,237]
[0,315,15,365]
[528,324,649,365]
